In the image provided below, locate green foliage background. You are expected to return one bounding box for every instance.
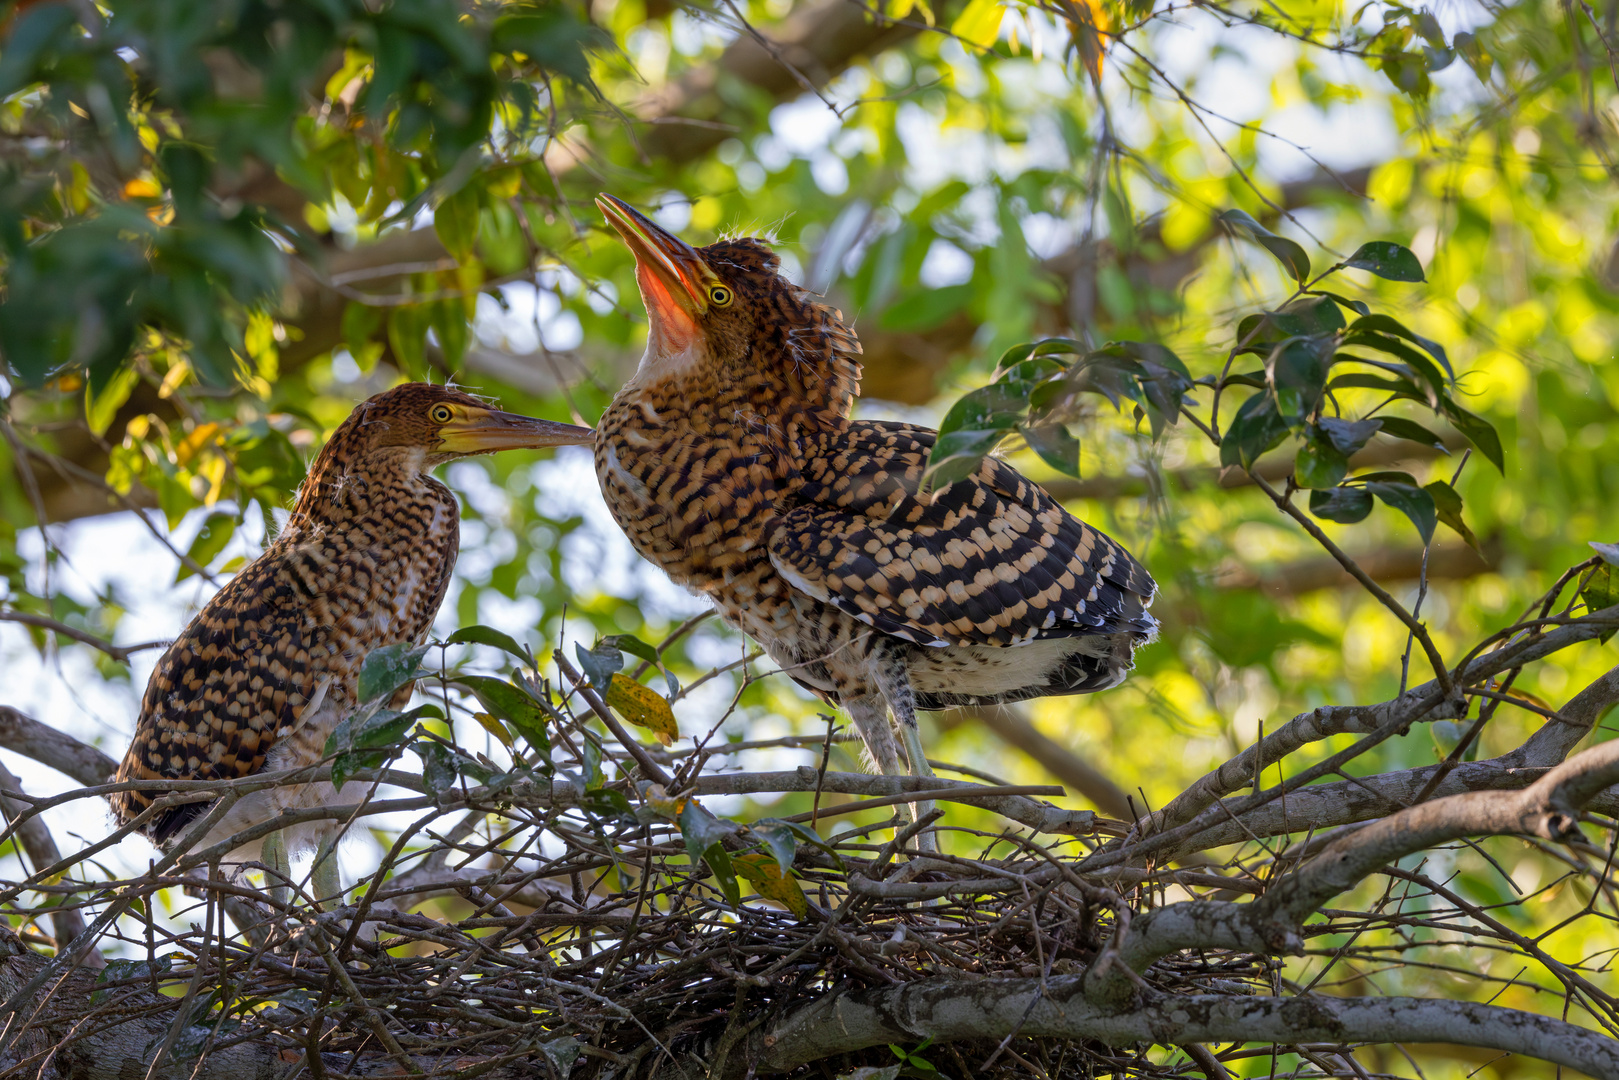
[4,0,1619,1072]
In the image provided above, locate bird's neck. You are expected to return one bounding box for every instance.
[289,445,444,527]
[624,316,863,427]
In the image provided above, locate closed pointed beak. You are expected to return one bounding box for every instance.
[596,194,709,339]
[436,408,595,454]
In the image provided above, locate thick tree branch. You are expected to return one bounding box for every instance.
[0,707,117,786]
[732,980,1619,1078]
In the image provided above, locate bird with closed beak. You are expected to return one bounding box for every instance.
[110,383,593,901]
[592,195,1157,848]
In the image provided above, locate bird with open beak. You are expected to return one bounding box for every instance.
[111,383,594,902]
[592,195,1157,850]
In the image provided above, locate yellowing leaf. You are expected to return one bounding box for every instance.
[173,422,221,467]
[471,711,515,748]
[643,784,689,819]
[889,0,915,20]
[950,0,1004,48]
[1069,0,1109,84]
[733,854,808,919]
[605,673,678,746]
[122,177,161,199]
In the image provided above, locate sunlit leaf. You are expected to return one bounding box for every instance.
[950,0,1005,48]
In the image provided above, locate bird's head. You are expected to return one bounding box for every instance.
[597,194,861,409]
[326,383,594,471]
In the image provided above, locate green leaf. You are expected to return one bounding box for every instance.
[1366,481,1437,544]
[1217,208,1311,282]
[1344,241,1426,282]
[601,633,661,667]
[331,748,388,792]
[452,675,552,760]
[1311,290,1371,317]
[1424,480,1478,549]
[387,305,429,380]
[574,639,624,689]
[1296,430,1348,489]
[412,740,458,796]
[754,817,846,870]
[923,427,1004,489]
[1265,337,1331,420]
[938,382,1029,438]
[1220,393,1291,469]
[677,799,736,862]
[92,954,174,1004]
[492,7,604,84]
[674,797,742,905]
[750,821,800,877]
[358,643,432,704]
[1338,333,1447,400]
[1326,372,1428,400]
[341,302,385,372]
[1309,486,1374,524]
[1317,417,1382,456]
[1581,563,1619,644]
[1440,400,1505,473]
[581,787,634,822]
[175,512,236,583]
[703,843,743,908]
[1020,422,1081,476]
[433,185,481,262]
[582,736,603,790]
[85,366,140,437]
[1345,314,1452,380]
[354,702,439,750]
[1375,416,1448,452]
[445,624,531,665]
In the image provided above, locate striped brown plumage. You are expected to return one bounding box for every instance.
[593,195,1156,814]
[110,383,592,853]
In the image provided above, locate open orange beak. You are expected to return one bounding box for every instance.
[436,407,594,454]
[596,194,709,346]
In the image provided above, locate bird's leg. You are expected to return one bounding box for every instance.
[870,645,938,855]
[845,692,908,789]
[310,827,342,910]
[261,830,292,911]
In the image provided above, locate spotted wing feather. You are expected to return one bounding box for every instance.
[768,421,1157,649]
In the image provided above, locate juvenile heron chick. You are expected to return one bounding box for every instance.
[110,383,593,898]
[592,195,1157,844]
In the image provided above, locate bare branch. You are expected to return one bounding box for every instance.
[0,611,168,663]
[0,707,118,786]
[737,981,1619,1079]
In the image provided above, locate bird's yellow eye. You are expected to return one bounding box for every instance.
[708,284,733,308]
[429,404,454,424]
